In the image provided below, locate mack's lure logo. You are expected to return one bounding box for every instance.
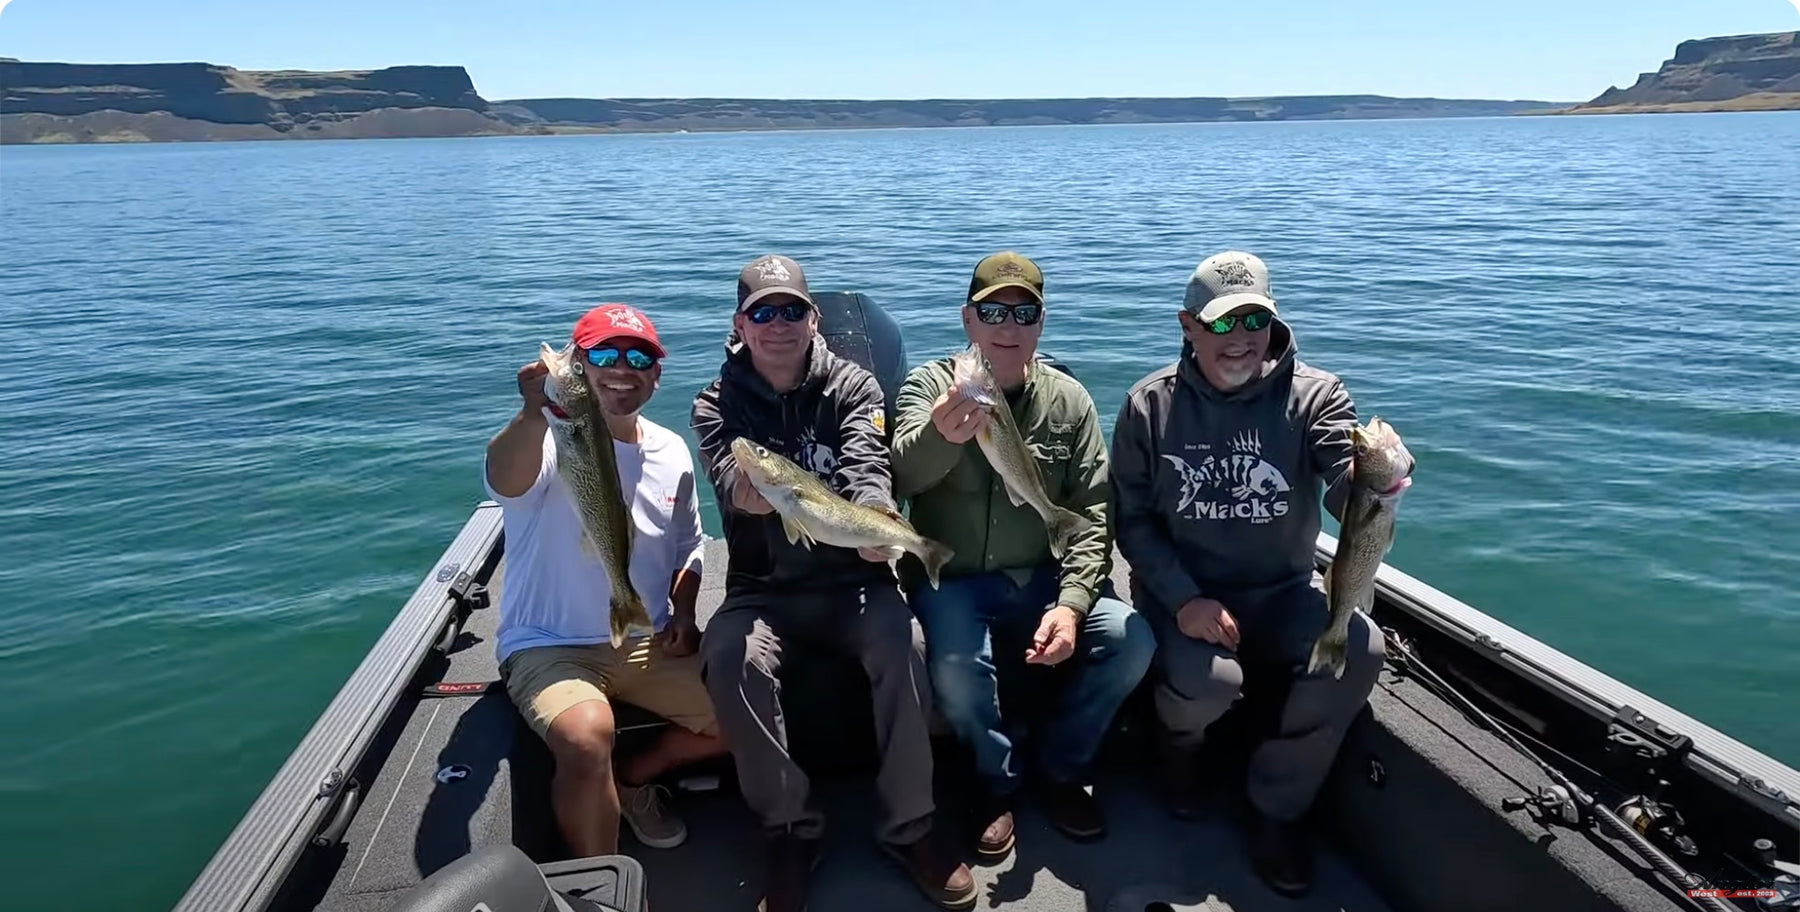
[1162,430,1292,524]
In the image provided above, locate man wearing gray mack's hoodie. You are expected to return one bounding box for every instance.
[1109,251,1386,900]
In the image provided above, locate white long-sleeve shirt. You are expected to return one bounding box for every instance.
[485,416,706,663]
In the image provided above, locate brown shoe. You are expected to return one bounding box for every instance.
[977,805,1016,860]
[882,829,977,910]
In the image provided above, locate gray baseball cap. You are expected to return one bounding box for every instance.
[736,254,814,311]
[1183,251,1278,322]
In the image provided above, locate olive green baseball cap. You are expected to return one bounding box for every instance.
[967,251,1045,304]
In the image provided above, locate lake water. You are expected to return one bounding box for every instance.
[2,113,1797,909]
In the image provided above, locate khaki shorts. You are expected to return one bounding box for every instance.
[501,638,719,740]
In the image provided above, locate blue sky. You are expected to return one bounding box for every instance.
[2,0,1796,102]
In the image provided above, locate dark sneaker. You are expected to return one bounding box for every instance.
[1037,780,1105,842]
[1158,735,1205,820]
[1248,810,1314,899]
[757,833,822,912]
[882,828,977,910]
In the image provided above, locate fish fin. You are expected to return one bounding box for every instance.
[871,504,908,523]
[1306,630,1349,680]
[916,538,955,590]
[781,514,815,550]
[1320,560,1333,599]
[1045,506,1090,560]
[1002,482,1030,509]
[579,530,602,561]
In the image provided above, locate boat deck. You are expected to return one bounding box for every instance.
[292,543,1393,912]
[268,528,1709,912]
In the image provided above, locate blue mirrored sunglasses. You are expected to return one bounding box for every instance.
[585,346,658,370]
[745,301,812,325]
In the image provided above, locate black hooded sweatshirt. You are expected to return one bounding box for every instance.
[1108,319,1357,613]
[690,335,898,597]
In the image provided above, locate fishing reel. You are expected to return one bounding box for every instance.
[1616,788,1697,857]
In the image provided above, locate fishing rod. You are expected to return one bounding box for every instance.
[1383,629,1742,912]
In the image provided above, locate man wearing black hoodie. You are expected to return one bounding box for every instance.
[1109,251,1386,899]
[691,255,975,912]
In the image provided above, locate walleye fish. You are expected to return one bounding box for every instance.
[538,342,653,642]
[1308,416,1415,679]
[730,437,955,588]
[949,345,1090,558]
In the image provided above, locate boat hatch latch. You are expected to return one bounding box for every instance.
[434,573,492,655]
[1607,705,1693,774]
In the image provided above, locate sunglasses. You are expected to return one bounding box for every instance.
[744,302,812,325]
[1201,310,1274,334]
[971,301,1042,326]
[585,346,658,370]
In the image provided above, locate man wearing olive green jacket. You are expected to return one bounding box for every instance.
[892,252,1155,860]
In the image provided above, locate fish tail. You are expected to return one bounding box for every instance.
[917,538,955,590]
[1046,506,1091,559]
[610,585,653,642]
[1306,628,1349,680]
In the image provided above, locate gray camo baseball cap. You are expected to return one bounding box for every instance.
[1183,251,1278,322]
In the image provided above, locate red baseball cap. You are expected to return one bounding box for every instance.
[571,303,665,358]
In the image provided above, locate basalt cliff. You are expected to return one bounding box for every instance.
[0,61,519,142]
[1566,31,1800,114]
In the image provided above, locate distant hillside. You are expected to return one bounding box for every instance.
[0,58,1565,144]
[1566,31,1800,114]
[0,61,521,142]
[492,95,1558,132]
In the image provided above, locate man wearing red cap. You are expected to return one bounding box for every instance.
[484,303,726,859]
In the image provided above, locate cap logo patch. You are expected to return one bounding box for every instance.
[1213,260,1258,288]
[993,261,1029,280]
[605,308,647,332]
[754,257,792,282]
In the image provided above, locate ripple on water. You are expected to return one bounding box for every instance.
[2,114,1799,910]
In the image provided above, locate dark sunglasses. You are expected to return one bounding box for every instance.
[585,346,659,370]
[1201,310,1274,334]
[971,301,1042,326]
[745,302,812,325]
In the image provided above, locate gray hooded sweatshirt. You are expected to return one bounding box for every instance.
[1109,319,1357,614]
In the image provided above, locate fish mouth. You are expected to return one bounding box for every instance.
[1375,476,1412,497]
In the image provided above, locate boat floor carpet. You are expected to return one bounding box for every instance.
[288,538,1692,912]
[290,548,1394,912]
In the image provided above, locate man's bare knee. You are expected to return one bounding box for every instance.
[548,700,616,771]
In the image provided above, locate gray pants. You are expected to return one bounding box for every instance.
[1147,580,1384,822]
[701,582,936,845]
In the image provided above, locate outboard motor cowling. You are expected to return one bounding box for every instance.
[387,845,645,912]
[811,291,906,437]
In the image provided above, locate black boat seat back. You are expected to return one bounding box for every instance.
[386,844,641,912]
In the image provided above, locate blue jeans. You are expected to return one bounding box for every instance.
[911,567,1155,793]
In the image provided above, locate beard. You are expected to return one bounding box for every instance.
[1213,357,1262,390]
